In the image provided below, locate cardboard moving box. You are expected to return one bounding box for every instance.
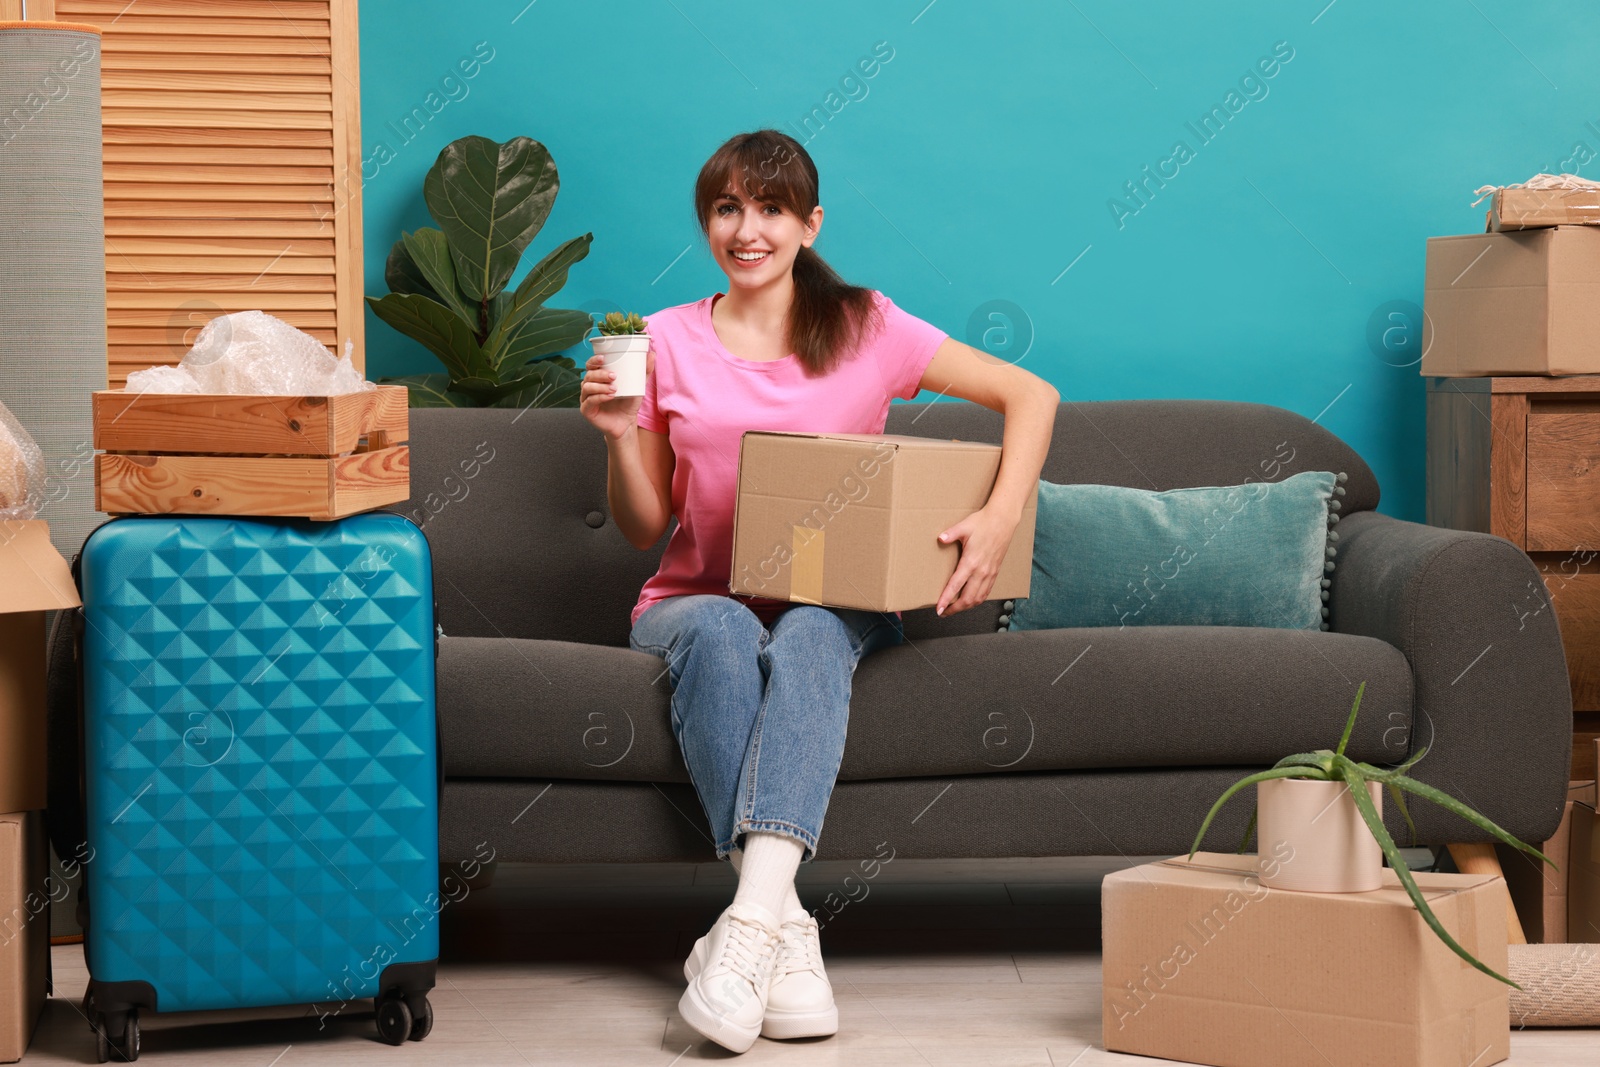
[1487,186,1600,231]
[0,811,49,1063]
[1498,779,1596,944]
[0,521,82,814]
[1422,226,1600,376]
[1103,852,1509,1067]
[728,431,1037,612]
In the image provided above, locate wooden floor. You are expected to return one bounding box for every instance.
[24,856,1600,1065]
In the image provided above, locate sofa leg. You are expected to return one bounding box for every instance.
[1445,843,1526,945]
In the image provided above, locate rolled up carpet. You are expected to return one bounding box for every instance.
[0,19,107,558]
[1508,943,1600,1027]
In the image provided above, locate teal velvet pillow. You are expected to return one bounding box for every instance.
[1005,470,1346,632]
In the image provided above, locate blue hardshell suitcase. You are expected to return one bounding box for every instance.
[68,513,440,1059]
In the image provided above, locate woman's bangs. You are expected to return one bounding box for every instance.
[699,139,812,223]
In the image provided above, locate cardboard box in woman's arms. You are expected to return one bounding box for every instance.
[729,431,1036,612]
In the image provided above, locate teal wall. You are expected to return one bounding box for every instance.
[358,1,1600,522]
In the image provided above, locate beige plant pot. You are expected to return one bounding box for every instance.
[1256,777,1384,892]
[590,334,650,397]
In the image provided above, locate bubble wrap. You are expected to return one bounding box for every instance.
[124,311,375,395]
[0,398,46,521]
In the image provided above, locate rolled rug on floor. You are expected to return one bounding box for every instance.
[1508,943,1600,1027]
[0,19,107,559]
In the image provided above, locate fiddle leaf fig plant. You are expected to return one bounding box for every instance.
[1189,681,1556,990]
[366,134,594,408]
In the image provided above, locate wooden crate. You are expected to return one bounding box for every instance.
[93,385,409,520]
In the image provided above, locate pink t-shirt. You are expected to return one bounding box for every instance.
[630,289,948,630]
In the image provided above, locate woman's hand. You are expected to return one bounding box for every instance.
[580,348,654,441]
[933,506,1020,616]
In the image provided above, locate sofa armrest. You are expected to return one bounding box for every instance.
[1329,510,1573,846]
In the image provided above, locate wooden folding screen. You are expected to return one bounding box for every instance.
[12,0,366,385]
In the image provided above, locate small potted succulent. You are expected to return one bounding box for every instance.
[1189,680,1556,989]
[588,311,650,397]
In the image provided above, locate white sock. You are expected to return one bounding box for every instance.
[730,834,805,919]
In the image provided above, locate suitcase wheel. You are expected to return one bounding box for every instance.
[407,994,434,1041]
[375,994,412,1046]
[91,1007,139,1062]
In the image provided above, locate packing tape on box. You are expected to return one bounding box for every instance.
[791,526,824,605]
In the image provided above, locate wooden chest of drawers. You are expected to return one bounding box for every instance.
[1427,375,1600,779]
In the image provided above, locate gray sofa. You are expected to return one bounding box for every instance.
[404,400,1574,867]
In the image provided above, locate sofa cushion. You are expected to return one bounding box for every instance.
[439,625,1412,784]
[1008,470,1342,632]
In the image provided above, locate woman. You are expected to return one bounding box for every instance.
[579,129,1058,1054]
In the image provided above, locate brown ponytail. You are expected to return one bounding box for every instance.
[693,129,883,377]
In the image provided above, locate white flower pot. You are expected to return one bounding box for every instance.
[590,334,649,397]
[1256,777,1384,892]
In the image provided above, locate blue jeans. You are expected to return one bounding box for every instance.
[629,594,905,863]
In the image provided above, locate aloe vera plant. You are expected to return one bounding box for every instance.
[1189,681,1556,990]
[594,311,648,336]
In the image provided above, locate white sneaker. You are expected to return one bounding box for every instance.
[684,906,838,1040]
[762,908,838,1038]
[678,901,783,1053]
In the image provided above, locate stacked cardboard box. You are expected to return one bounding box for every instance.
[0,521,81,1061]
[1102,852,1510,1067]
[1421,225,1600,376]
[1485,184,1600,232]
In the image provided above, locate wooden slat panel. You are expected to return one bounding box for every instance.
[105,145,334,166]
[58,0,361,379]
[91,16,330,37]
[0,0,56,17]
[108,309,337,327]
[103,126,332,148]
[103,108,330,129]
[103,90,334,111]
[103,34,331,57]
[108,272,336,293]
[107,236,336,256]
[103,71,332,94]
[101,52,332,74]
[106,164,333,185]
[109,347,339,368]
[109,292,335,311]
[107,182,336,202]
[110,327,338,345]
[72,0,330,17]
[329,0,364,372]
[107,219,336,238]
[106,202,331,220]
[108,256,337,274]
